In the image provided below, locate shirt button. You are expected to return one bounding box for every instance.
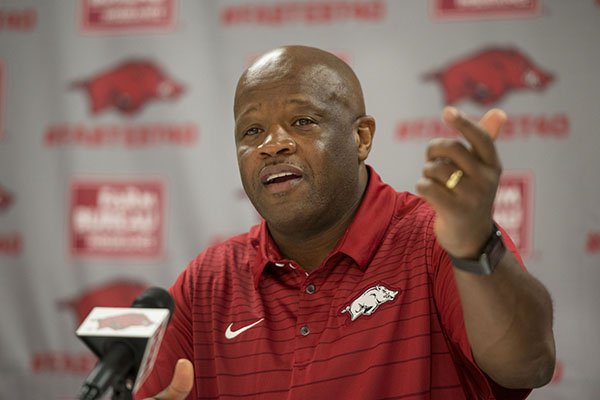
[300,325,310,336]
[305,283,316,294]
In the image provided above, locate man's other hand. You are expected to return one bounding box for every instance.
[416,107,507,258]
[144,359,194,400]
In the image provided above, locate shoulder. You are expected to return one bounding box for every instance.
[187,229,256,275]
[379,191,442,269]
[391,191,436,232]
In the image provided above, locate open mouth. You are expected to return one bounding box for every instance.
[264,172,301,185]
[260,165,304,194]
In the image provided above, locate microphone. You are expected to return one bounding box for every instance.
[75,287,175,400]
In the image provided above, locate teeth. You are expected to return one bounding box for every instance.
[266,172,294,183]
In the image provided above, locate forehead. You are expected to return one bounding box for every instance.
[236,83,326,115]
[234,64,349,118]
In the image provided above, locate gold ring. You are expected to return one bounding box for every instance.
[445,169,463,190]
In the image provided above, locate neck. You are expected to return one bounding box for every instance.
[268,167,369,272]
[268,212,353,272]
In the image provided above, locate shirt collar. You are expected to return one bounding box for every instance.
[249,166,397,288]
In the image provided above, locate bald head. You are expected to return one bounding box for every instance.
[234,45,366,118]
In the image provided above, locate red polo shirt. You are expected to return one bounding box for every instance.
[135,168,530,400]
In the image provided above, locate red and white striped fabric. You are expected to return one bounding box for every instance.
[136,168,529,400]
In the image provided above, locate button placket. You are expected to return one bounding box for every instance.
[292,273,325,369]
[297,277,318,340]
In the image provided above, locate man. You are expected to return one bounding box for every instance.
[136,45,555,400]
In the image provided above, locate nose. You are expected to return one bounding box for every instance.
[257,125,296,157]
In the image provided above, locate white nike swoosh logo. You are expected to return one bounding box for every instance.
[225,318,264,340]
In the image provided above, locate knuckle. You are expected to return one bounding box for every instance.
[454,114,471,129]
[423,161,436,174]
[427,137,455,152]
[416,178,432,193]
[447,140,466,152]
[481,131,494,146]
[427,138,466,160]
[428,137,446,147]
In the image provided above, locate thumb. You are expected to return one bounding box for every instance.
[149,359,194,400]
[479,108,507,141]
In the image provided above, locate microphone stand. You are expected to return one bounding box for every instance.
[111,377,134,400]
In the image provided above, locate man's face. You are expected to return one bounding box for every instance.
[234,64,363,235]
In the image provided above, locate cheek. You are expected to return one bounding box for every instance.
[312,137,327,153]
[236,144,251,159]
[236,147,254,182]
[237,154,267,204]
[236,145,255,170]
[321,132,357,166]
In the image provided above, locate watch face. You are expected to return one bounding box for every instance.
[485,227,506,271]
[450,224,507,275]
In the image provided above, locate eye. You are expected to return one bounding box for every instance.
[293,118,315,127]
[244,127,262,136]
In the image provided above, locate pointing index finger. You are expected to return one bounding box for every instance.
[442,106,505,167]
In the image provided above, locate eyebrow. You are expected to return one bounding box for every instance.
[287,98,311,106]
[236,97,325,122]
[286,97,328,114]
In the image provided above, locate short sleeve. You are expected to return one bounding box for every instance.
[134,262,197,399]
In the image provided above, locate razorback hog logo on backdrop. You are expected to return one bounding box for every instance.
[0,184,12,211]
[96,312,153,330]
[71,60,184,115]
[424,47,554,106]
[60,280,148,325]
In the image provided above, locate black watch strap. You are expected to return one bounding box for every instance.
[449,223,507,275]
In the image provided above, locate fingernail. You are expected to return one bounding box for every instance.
[493,108,508,122]
[443,106,459,122]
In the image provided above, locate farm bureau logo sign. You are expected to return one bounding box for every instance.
[69,179,164,259]
[80,0,176,31]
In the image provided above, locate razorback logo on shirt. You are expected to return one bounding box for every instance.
[341,285,399,321]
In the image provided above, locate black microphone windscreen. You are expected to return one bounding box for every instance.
[132,287,175,316]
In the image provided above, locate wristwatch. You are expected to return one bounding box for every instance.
[449,223,507,275]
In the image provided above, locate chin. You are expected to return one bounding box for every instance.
[262,205,310,231]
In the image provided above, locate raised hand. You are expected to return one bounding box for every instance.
[416,106,507,258]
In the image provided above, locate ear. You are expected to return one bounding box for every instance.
[353,115,376,162]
